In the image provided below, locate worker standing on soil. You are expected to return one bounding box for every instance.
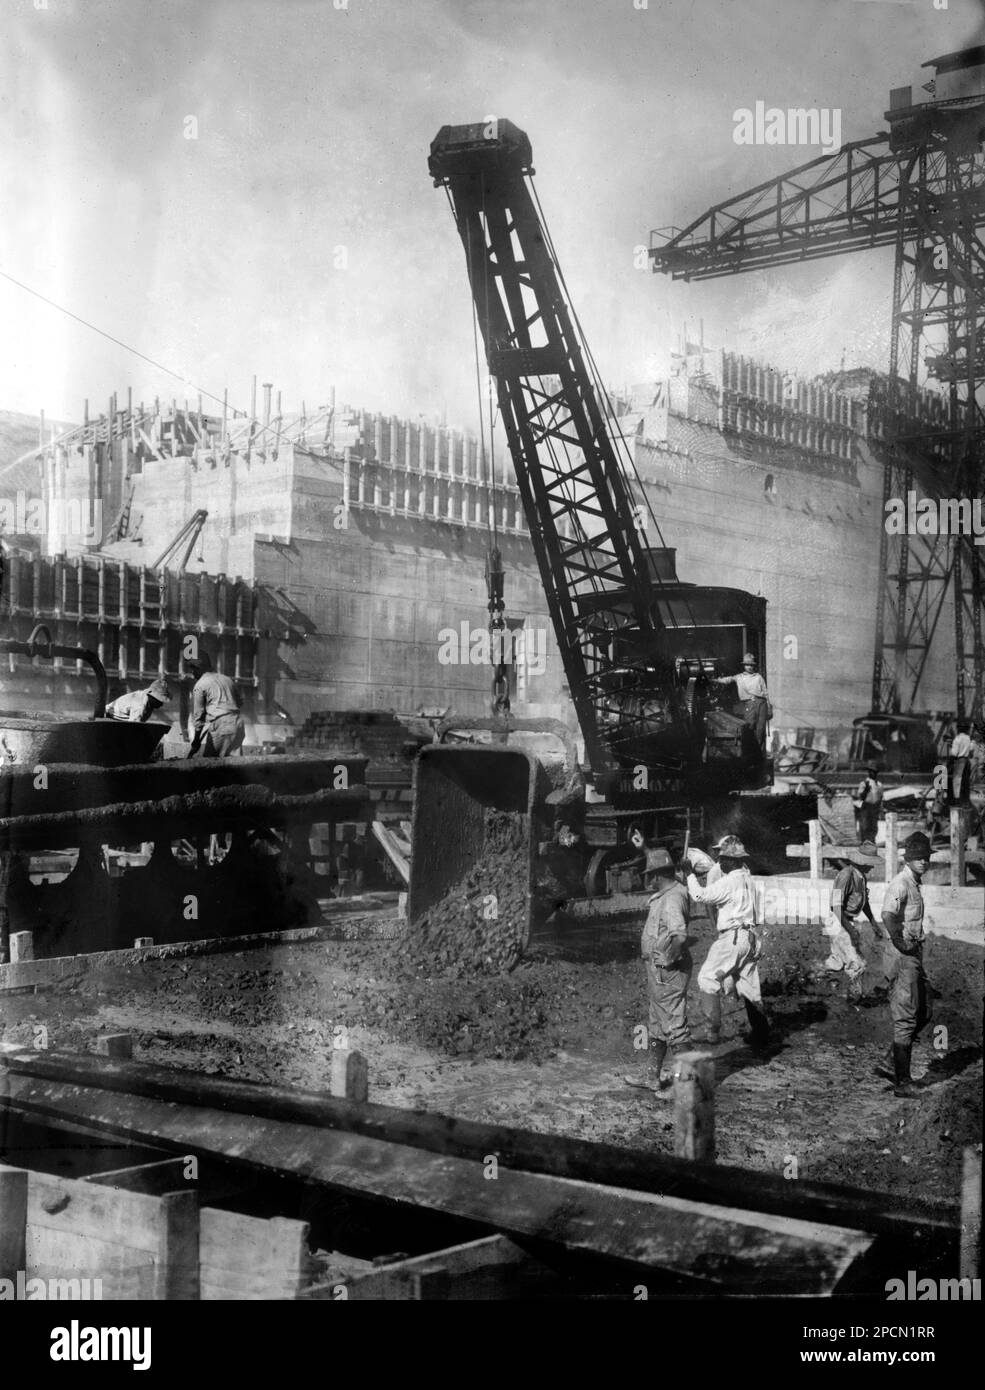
[683,836,773,1051]
[104,678,170,723]
[877,831,933,1099]
[625,848,693,1094]
[187,653,246,757]
[853,766,883,847]
[948,723,973,803]
[823,853,877,999]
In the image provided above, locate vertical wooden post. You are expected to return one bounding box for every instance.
[0,1166,28,1279]
[154,1190,200,1301]
[10,931,33,963]
[950,808,966,888]
[884,811,899,882]
[330,1049,368,1103]
[672,1052,715,1162]
[960,1147,982,1281]
[808,819,823,880]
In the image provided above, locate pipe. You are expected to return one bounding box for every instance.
[0,623,107,717]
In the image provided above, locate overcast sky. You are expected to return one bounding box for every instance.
[1,0,982,426]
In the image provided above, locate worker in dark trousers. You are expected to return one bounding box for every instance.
[824,852,878,999]
[853,765,883,847]
[188,653,246,757]
[877,832,933,1099]
[624,848,692,1094]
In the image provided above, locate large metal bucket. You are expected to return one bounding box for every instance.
[0,716,169,768]
[408,745,539,946]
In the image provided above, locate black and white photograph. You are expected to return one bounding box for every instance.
[0,0,982,1348]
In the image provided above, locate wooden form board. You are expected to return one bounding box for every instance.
[0,1082,875,1296]
[0,1161,310,1301]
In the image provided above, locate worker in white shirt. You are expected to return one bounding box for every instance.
[104,678,170,723]
[683,835,773,1051]
[713,653,770,752]
[948,723,973,803]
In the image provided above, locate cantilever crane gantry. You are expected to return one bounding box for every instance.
[650,48,985,724]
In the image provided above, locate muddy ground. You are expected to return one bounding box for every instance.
[1,910,980,1209]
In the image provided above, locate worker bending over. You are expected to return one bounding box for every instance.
[188,653,245,757]
[625,848,692,1094]
[104,678,170,723]
[878,831,933,1099]
[822,853,877,999]
[683,836,772,1051]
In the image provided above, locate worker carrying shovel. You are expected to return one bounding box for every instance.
[187,653,245,757]
[683,836,773,1052]
[624,848,693,1094]
[104,678,170,723]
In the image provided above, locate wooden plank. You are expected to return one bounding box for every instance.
[154,1191,199,1301]
[808,820,823,879]
[960,1147,982,1281]
[27,1228,155,1298]
[307,1235,551,1301]
[951,808,966,888]
[673,1053,715,1162]
[1,1078,873,1294]
[0,1048,956,1242]
[27,1168,172,1254]
[84,1157,193,1195]
[0,1165,28,1277]
[199,1209,309,1301]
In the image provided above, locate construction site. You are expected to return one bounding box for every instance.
[0,1,982,1320]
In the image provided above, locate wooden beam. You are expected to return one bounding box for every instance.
[808,819,823,879]
[950,808,966,887]
[0,1076,873,1293]
[0,1049,957,1242]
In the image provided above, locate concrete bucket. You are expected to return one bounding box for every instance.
[407,745,539,952]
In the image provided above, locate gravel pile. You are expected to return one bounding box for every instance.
[396,811,530,977]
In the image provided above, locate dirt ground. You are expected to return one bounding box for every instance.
[2,909,980,1210]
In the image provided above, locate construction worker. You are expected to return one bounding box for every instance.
[877,831,933,1099]
[948,722,973,803]
[104,678,170,723]
[624,848,692,1093]
[853,765,883,847]
[823,852,876,999]
[713,653,770,753]
[683,835,772,1050]
[187,653,246,757]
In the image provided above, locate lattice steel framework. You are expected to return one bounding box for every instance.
[651,87,984,721]
[429,121,690,775]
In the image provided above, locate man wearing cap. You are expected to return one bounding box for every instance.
[683,836,773,1050]
[853,766,884,846]
[877,832,933,1098]
[713,654,771,753]
[625,848,693,1093]
[188,652,246,757]
[104,678,170,723]
[823,852,877,999]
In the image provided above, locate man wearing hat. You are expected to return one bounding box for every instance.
[712,653,771,753]
[104,678,170,723]
[187,652,246,757]
[853,766,884,846]
[823,851,877,998]
[877,831,933,1098]
[684,836,773,1050]
[624,847,693,1093]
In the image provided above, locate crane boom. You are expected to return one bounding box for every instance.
[429,121,685,778]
